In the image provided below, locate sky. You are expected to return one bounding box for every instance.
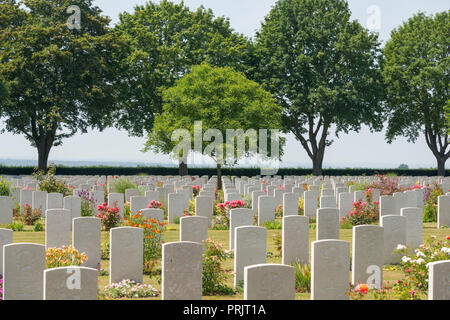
[0,0,448,168]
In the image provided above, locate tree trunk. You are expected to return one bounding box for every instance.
[311,145,326,176]
[437,156,446,177]
[37,143,51,172]
[179,161,188,176]
[216,163,222,190]
[312,158,323,176]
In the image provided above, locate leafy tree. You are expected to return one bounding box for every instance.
[145,64,285,189]
[0,0,122,171]
[0,78,7,105]
[383,11,449,176]
[253,0,384,175]
[113,0,251,137]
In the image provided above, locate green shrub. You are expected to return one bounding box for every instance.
[33,220,44,232]
[101,240,110,260]
[2,220,24,231]
[293,262,311,293]
[110,178,138,194]
[0,176,11,196]
[32,164,71,196]
[263,220,282,230]
[202,239,234,296]
[21,205,42,225]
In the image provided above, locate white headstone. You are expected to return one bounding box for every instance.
[162,241,203,300]
[2,243,45,300]
[282,215,309,265]
[234,226,266,287]
[311,240,350,300]
[244,264,295,300]
[43,266,98,300]
[109,227,143,284]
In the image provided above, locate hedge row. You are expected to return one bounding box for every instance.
[0,166,446,177]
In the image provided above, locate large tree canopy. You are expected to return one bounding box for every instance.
[0,79,7,105]
[145,64,285,188]
[0,0,122,171]
[383,11,450,176]
[113,0,251,137]
[253,0,384,175]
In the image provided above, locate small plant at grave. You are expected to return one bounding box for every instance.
[293,262,311,293]
[12,203,20,217]
[97,203,121,231]
[1,220,24,231]
[298,197,304,215]
[125,212,166,262]
[124,202,131,220]
[110,178,139,195]
[45,245,88,269]
[78,189,95,217]
[102,279,159,299]
[101,240,110,260]
[21,204,42,225]
[263,220,282,230]
[147,200,162,209]
[273,233,282,257]
[32,163,71,196]
[242,195,252,209]
[33,220,44,232]
[192,185,200,197]
[422,183,443,223]
[0,274,3,300]
[302,183,309,191]
[143,258,162,278]
[346,283,391,300]
[202,239,235,296]
[392,235,450,298]
[0,176,11,196]
[187,200,196,216]
[367,174,404,196]
[340,200,379,226]
[275,205,283,218]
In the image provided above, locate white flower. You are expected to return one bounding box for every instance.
[396,244,407,251]
[441,247,450,254]
[401,256,412,263]
[416,258,426,265]
[416,251,426,258]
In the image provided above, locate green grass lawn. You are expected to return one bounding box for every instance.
[11,222,449,300]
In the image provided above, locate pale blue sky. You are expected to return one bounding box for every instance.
[0,0,448,168]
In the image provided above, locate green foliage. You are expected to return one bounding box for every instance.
[145,63,285,167]
[110,178,139,195]
[33,220,44,232]
[0,176,11,196]
[114,0,251,136]
[0,78,8,105]
[253,0,384,174]
[2,220,24,231]
[341,199,379,226]
[293,262,311,293]
[21,205,42,226]
[393,236,450,298]
[422,183,443,223]
[101,241,110,260]
[382,11,450,175]
[202,239,235,296]
[263,220,282,230]
[0,0,122,170]
[32,164,71,196]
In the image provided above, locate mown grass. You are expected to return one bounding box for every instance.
[11,222,448,300]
